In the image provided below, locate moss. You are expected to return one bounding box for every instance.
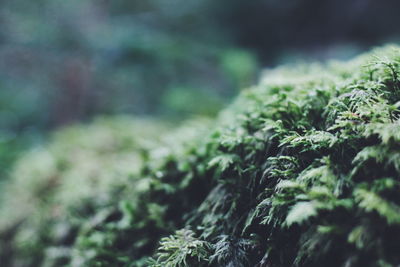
[2,45,400,267]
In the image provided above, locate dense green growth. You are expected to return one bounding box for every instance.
[2,45,400,266]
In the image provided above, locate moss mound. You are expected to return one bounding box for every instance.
[2,45,400,267]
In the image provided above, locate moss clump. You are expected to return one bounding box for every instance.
[2,45,400,267]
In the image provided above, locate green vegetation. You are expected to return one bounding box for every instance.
[0,0,258,131]
[2,45,400,266]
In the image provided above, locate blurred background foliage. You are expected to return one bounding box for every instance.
[1,0,400,180]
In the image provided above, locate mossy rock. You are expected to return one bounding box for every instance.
[2,45,400,267]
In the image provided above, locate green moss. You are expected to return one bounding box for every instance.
[2,45,400,267]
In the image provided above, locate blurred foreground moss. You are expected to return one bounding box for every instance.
[0,116,203,266]
[2,45,400,266]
